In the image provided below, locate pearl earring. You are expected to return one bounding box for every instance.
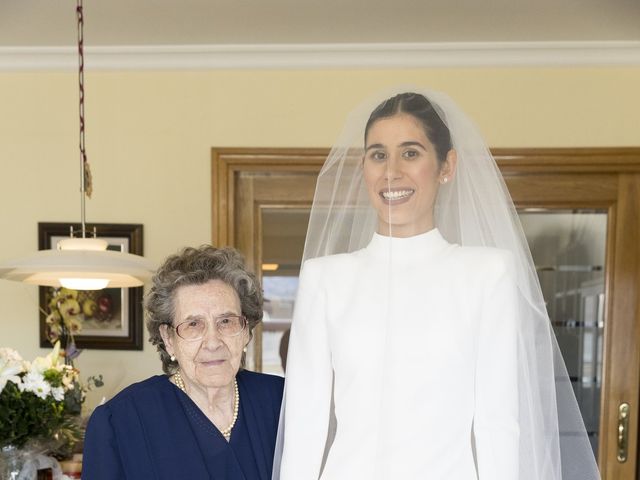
[243,347,247,353]
[170,355,176,362]
[442,177,448,184]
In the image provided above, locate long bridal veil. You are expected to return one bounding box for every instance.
[273,87,600,480]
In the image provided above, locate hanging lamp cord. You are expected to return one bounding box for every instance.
[76,0,93,238]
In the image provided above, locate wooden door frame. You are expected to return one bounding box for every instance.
[212,148,325,371]
[492,148,640,479]
[212,148,327,249]
[212,146,640,479]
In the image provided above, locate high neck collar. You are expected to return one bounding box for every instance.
[366,228,450,261]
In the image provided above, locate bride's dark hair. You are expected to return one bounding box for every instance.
[364,92,452,165]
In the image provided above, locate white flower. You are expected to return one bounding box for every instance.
[61,368,78,390]
[51,386,65,401]
[19,371,51,399]
[62,375,74,390]
[0,347,25,392]
[30,342,61,374]
[0,347,23,364]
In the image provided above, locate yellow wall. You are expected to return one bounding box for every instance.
[1,66,639,411]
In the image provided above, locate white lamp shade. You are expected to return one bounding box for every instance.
[57,237,109,251]
[60,278,110,290]
[0,249,155,289]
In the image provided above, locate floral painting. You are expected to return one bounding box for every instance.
[38,223,144,350]
[44,287,124,342]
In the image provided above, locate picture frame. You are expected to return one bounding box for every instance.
[38,222,144,350]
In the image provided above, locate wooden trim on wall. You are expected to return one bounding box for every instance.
[495,148,640,173]
[212,148,327,247]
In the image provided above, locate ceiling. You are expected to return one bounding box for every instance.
[1,0,639,47]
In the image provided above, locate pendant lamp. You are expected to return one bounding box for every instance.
[0,0,154,290]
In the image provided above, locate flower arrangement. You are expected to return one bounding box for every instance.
[0,342,102,457]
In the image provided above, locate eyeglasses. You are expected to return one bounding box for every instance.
[168,314,247,341]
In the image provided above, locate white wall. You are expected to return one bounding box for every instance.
[1,66,639,411]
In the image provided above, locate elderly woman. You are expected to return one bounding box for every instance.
[83,246,284,480]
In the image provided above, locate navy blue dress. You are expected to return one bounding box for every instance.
[82,370,284,480]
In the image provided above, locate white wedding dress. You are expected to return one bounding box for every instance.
[280,228,519,480]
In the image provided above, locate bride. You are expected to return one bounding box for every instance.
[275,89,600,479]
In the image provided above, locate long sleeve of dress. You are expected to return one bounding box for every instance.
[280,261,333,480]
[82,405,126,480]
[473,251,520,479]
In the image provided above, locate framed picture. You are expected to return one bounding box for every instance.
[38,222,144,350]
